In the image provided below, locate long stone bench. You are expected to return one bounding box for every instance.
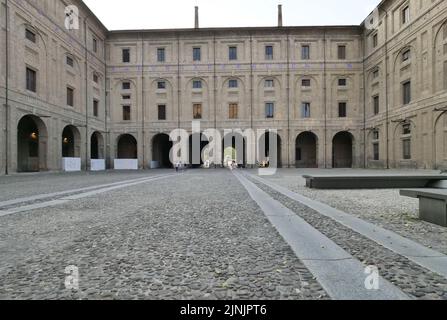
[303,174,447,189]
[400,189,447,227]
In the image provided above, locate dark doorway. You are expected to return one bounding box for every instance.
[62,125,81,158]
[17,115,47,172]
[259,131,282,168]
[117,134,138,159]
[296,132,318,168]
[189,133,209,168]
[152,133,173,168]
[91,131,104,159]
[332,131,353,168]
[222,133,246,167]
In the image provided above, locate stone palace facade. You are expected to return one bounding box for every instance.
[1,0,447,173]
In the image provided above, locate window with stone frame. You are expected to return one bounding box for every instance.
[123,105,131,121]
[193,104,202,119]
[229,103,238,119]
[158,105,166,120]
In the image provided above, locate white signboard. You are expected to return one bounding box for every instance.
[90,159,106,171]
[62,157,81,172]
[114,159,138,170]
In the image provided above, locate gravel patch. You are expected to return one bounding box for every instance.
[0,170,327,300]
[247,174,447,300]
[257,169,447,256]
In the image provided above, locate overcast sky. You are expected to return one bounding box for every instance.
[83,0,382,30]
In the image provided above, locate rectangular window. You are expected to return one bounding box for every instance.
[229,47,237,60]
[338,78,347,86]
[403,139,411,159]
[67,87,74,107]
[122,95,131,100]
[92,38,97,53]
[157,81,166,89]
[372,34,378,48]
[402,5,410,25]
[229,79,238,88]
[373,143,379,161]
[301,102,311,118]
[338,102,347,118]
[229,103,238,119]
[193,80,202,89]
[338,45,346,60]
[93,99,99,117]
[302,79,311,87]
[66,56,74,67]
[403,81,411,105]
[157,48,165,62]
[265,103,274,118]
[122,49,130,63]
[122,82,131,90]
[193,47,201,61]
[265,79,274,88]
[301,45,310,60]
[193,104,202,119]
[123,105,131,121]
[373,95,380,115]
[265,46,273,60]
[26,67,37,92]
[158,105,166,120]
[25,29,36,43]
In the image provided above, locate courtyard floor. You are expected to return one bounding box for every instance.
[0,168,446,300]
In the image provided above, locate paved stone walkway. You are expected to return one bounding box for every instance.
[0,169,446,300]
[0,170,325,300]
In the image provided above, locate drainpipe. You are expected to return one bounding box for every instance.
[213,33,217,130]
[362,29,367,169]
[4,0,9,175]
[84,17,89,171]
[383,9,390,169]
[177,34,181,129]
[250,33,253,130]
[286,32,291,168]
[104,42,108,168]
[323,29,328,168]
[141,33,145,169]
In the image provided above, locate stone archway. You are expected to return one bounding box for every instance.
[152,133,173,168]
[90,131,104,159]
[332,131,353,168]
[62,125,81,158]
[296,132,318,168]
[117,134,137,159]
[258,131,282,168]
[222,133,246,167]
[189,133,209,168]
[17,115,48,172]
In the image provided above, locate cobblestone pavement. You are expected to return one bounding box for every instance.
[0,170,173,202]
[246,174,447,300]
[256,169,447,255]
[0,170,326,300]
